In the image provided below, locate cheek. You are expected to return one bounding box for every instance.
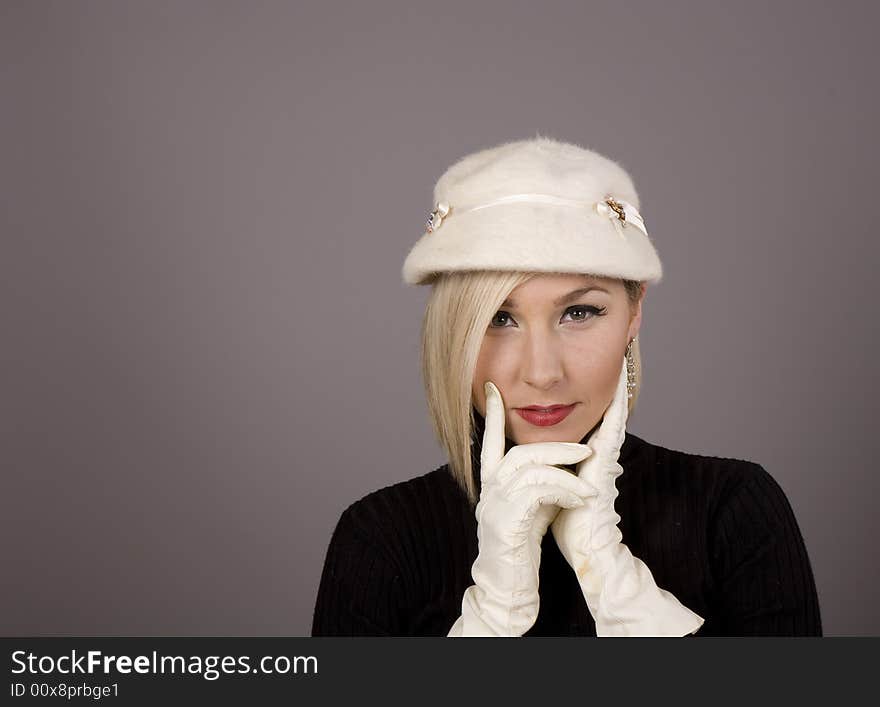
[566,339,625,402]
[471,340,517,408]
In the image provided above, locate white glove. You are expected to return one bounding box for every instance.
[448,381,598,637]
[550,357,705,637]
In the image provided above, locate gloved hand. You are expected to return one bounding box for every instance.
[550,356,706,637]
[448,381,598,637]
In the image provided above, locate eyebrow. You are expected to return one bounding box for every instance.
[501,286,609,309]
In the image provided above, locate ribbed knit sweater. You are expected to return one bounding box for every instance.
[312,414,822,636]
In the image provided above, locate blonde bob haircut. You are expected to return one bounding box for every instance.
[420,270,644,506]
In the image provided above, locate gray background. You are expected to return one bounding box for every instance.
[2,0,877,636]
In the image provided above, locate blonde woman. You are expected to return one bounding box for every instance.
[311,137,822,637]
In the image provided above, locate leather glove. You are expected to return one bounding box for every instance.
[550,357,705,637]
[448,381,598,637]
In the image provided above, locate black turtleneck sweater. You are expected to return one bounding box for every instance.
[311,412,822,636]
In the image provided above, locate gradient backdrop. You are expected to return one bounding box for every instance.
[2,0,878,635]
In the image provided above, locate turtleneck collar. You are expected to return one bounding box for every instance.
[468,406,637,497]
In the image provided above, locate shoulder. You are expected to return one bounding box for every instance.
[622,430,786,519]
[332,463,468,551]
[344,463,464,523]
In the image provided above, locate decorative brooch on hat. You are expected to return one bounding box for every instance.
[426,202,450,233]
[596,195,648,239]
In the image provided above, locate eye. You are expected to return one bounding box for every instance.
[488,304,607,329]
[489,311,514,328]
[562,304,607,323]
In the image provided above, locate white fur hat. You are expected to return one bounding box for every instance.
[402,136,662,286]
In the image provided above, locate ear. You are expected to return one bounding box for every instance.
[627,283,647,341]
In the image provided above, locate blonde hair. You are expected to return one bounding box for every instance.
[420,271,644,506]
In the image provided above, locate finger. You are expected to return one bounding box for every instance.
[480,381,506,482]
[518,485,590,518]
[506,464,599,499]
[497,441,592,484]
[590,356,629,456]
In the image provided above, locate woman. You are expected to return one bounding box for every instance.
[311,136,822,636]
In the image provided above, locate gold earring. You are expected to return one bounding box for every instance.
[626,337,637,399]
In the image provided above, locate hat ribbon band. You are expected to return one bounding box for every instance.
[456,192,648,238]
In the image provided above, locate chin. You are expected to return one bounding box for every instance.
[509,416,590,445]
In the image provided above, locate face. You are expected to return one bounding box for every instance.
[471,273,645,445]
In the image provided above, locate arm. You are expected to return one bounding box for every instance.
[708,464,822,636]
[447,381,596,637]
[311,507,406,636]
[551,357,704,637]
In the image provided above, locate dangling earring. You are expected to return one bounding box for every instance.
[626,336,637,399]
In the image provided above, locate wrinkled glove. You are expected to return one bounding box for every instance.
[550,357,705,637]
[448,381,598,637]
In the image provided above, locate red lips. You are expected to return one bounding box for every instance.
[515,404,576,427]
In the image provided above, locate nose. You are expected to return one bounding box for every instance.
[521,329,564,390]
